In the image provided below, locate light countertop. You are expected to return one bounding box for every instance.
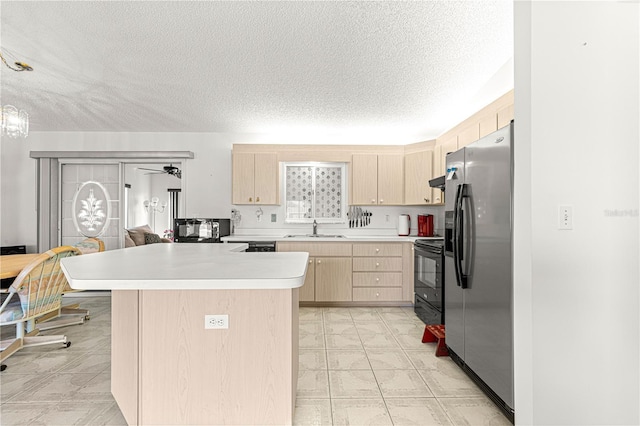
[222,235,443,243]
[61,243,309,290]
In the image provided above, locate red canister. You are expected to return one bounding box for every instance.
[417,214,434,237]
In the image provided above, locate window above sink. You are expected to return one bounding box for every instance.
[283,162,346,224]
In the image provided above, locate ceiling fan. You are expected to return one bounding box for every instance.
[138,165,182,179]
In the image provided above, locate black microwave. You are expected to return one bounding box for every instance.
[173,218,230,243]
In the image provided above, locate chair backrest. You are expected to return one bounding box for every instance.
[74,237,105,254]
[0,246,81,321]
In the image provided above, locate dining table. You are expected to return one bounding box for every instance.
[0,253,40,281]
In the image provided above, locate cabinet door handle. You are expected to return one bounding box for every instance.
[371,199,376,203]
[249,197,253,202]
[380,199,384,203]
[375,248,380,253]
[317,259,321,264]
[424,198,430,203]
[375,262,380,267]
[375,277,380,282]
[376,292,380,297]
[256,197,260,202]
[309,259,313,264]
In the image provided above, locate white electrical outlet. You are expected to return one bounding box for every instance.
[205,314,229,329]
[558,205,573,230]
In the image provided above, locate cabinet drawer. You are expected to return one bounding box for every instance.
[352,257,403,272]
[353,287,403,302]
[277,242,352,257]
[352,243,403,257]
[353,272,402,287]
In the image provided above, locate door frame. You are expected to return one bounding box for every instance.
[30,151,194,252]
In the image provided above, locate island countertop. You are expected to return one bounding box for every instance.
[61,242,309,290]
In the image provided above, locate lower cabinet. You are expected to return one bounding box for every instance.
[353,287,403,302]
[352,243,404,302]
[315,257,352,302]
[299,257,315,302]
[277,242,353,303]
[277,241,412,305]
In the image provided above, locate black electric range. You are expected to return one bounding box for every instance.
[413,239,445,325]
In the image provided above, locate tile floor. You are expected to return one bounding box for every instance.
[1,295,512,425]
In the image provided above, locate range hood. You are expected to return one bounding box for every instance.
[429,175,446,190]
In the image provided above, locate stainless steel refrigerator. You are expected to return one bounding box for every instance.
[444,122,514,417]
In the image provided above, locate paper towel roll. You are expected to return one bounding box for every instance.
[398,215,410,236]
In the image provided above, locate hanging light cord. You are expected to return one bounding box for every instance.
[0,52,33,71]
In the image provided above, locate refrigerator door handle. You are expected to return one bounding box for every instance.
[455,183,469,289]
[453,184,463,287]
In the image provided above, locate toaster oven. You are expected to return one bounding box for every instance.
[173,218,230,243]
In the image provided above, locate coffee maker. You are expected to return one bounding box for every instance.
[417,214,434,237]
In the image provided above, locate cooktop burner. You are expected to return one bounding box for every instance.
[415,239,444,247]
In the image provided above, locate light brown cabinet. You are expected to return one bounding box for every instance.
[435,136,458,178]
[277,242,352,302]
[314,257,353,302]
[351,154,404,205]
[497,104,514,128]
[277,241,413,305]
[434,90,514,179]
[352,243,405,302]
[232,152,278,205]
[404,150,439,205]
[479,114,498,139]
[299,258,315,302]
[457,125,480,149]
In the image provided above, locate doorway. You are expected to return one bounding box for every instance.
[31,151,193,251]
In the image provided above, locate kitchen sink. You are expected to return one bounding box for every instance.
[283,234,346,238]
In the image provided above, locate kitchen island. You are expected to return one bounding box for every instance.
[61,243,308,426]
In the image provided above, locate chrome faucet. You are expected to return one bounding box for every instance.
[312,220,318,236]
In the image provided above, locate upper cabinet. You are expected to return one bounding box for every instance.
[377,154,404,205]
[434,135,458,178]
[352,154,403,205]
[434,90,514,177]
[457,125,480,149]
[497,104,514,128]
[404,150,440,205]
[479,114,498,139]
[351,154,378,205]
[232,152,278,205]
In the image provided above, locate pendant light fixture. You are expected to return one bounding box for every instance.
[1,51,32,139]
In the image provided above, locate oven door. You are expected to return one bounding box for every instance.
[414,245,442,310]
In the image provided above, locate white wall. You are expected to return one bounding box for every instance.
[514,2,639,425]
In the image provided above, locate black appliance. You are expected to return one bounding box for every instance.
[234,241,276,252]
[414,239,444,325]
[1,245,27,288]
[1,245,26,255]
[428,175,446,191]
[173,218,230,243]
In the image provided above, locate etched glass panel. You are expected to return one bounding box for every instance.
[314,166,342,219]
[284,162,346,223]
[285,166,313,220]
[61,163,121,250]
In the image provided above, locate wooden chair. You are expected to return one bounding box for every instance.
[35,238,105,330]
[0,246,81,366]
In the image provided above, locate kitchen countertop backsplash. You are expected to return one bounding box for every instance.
[227,204,445,241]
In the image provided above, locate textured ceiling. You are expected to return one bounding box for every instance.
[1,1,513,144]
